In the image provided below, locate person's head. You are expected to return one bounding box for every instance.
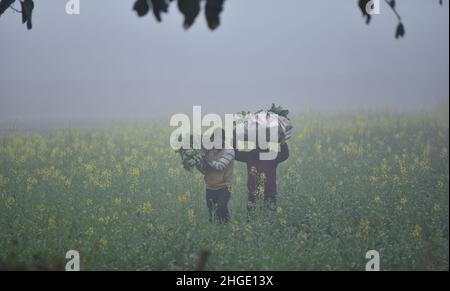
[210,128,226,149]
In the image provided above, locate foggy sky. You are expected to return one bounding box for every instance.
[0,0,449,123]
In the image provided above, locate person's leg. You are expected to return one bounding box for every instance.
[264,194,277,211]
[246,192,257,221]
[206,190,216,222]
[216,188,231,223]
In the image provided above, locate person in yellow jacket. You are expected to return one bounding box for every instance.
[197,129,235,223]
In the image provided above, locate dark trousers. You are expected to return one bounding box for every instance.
[206,188,231,223]
[247,193,277,214]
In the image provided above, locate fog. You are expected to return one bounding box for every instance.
[0,0,448,124]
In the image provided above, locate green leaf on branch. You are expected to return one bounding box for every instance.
[20,0,34,30]
[395,22,405,39]
[133,0,150,17]
[178,0,200,29]
[0,0,15,17]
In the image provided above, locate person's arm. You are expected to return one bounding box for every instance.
[196,159,206,175]
[276,142,289,163]
[207,149,235,171]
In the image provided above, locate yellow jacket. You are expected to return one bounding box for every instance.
[203,149,235,190]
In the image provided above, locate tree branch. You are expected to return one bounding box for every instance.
[9,3,21,13]
[384,0,402,21]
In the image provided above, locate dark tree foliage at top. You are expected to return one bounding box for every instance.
[0,0,445,38]
[133,0,224,30]
[358,0,408,39]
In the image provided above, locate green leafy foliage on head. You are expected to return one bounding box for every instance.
[268,103,289,118]
[237,110,251,118]
[248,104,289,118]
